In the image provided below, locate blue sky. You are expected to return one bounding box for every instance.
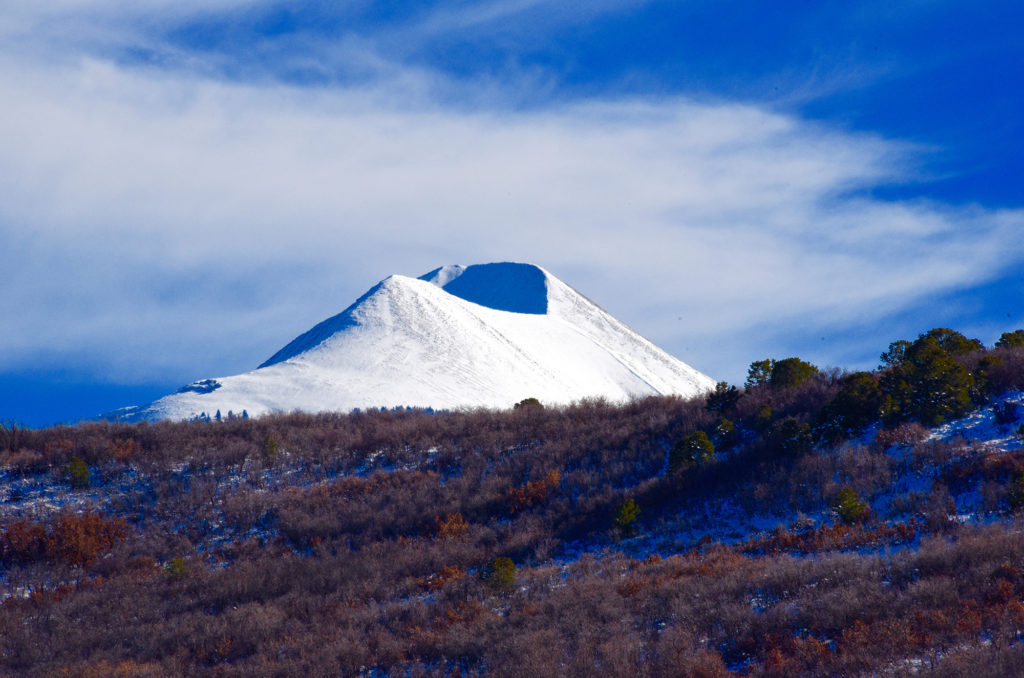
[2,0,1023,426]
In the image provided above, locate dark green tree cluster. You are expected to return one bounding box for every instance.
[705,381,741,412]
[729,327,1024,451]
[514,397,543,410]
[745,357,819,389]
[770,357,820,388]
[996,330,1024,348]
[879,328,980,426]
[771,417,813,457]
[754,403,774,432]
[973,354,1006,400]
[816,371,883,443]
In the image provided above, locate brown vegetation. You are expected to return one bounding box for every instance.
[1,340,1024,675]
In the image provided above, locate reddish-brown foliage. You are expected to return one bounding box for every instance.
[505,469,562,514]
[743,520,919,555]
[1,513,129,567]
[435,512,469,539]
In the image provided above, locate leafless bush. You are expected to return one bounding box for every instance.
[873,422,929,451]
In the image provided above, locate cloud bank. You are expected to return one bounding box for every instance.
[2,2,1022,387]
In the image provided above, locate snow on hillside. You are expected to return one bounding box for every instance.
[114,263,715,421]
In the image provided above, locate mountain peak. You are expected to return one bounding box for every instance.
[261,262,552,369]
[115,263,715,421]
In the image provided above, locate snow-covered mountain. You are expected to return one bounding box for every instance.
[113,263,715,421]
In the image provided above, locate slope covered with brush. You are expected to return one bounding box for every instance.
[4,327,1024,676]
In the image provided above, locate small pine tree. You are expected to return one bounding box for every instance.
[669,431,715,472]
[165,557,189,580]
[263,435,279,461]
[65,456,90,489]
[755,403,774,432]
[481,557,516,589]
[834,487,870,524]
[714,418,736,449]
[614,498,641,534]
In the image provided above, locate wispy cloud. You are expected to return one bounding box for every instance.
[405,0,647,39]
[2,3,1021,388]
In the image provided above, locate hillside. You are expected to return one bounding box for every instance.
[3,328,1024,676]
[115,263,715,421]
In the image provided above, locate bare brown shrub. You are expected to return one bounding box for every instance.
[873,421,929,451]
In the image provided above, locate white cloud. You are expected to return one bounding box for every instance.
[405,0,647,39]
[1,13,1022,387]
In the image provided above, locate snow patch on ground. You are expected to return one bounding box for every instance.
[929,391,1024,451]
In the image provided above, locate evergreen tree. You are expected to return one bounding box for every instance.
[65,456,91,489]
[817,371,882,442]
[879,339,911,368]
[769,357,819,388]
[920,327,984,355]
[973,354,1004,401]
[880,333,974,426]
[754,403,774,432]
[713,418,737,449]
[706,381,741,412]
[745,359,775,389]
[669,431,715,472]
[834,487,870,524]
[481,557,516,589]
[772,417,813,456]
[614,498,641,534]
[746,357,818,389]
[996,329,1024,348]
